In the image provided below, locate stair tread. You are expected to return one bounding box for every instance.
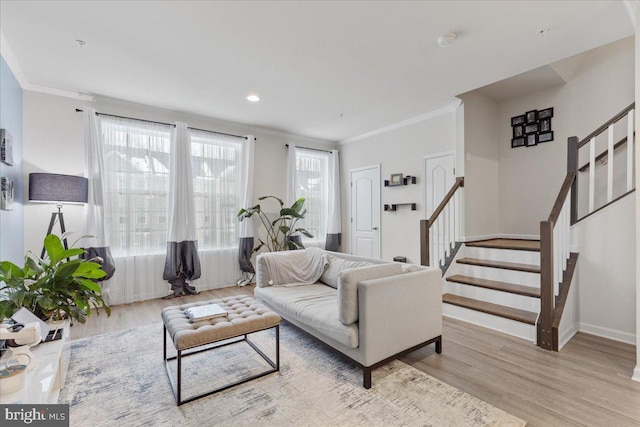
[466,238,540,252]
[446,275,540,298]
[443,293,538,325]
[457,257,540,273]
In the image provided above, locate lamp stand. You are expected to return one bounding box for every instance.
[41,204,69,259]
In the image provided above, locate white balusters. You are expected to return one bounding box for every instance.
[627,109,635,192]
[607,124,614,203]
[428,185,463,268]
[443,203,450,259]
[584,108,635,214]
[551,189,572,297]
[588,137,595,213]
[454,190,461,242]
[431,217,438,267]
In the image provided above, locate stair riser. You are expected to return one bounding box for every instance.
[443,304,537,343]
[443,281,540,312]
[464,246,540,265]
[453,264,541,287]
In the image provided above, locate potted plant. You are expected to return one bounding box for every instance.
[237,196,313,253]
[0,234,111,323]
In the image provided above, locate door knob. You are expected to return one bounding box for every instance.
[372,227,378,230]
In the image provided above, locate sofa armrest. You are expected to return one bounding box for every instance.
[255,252,287,287]
[358,268,442,367]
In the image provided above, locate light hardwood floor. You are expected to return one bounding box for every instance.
[74,285,640,426]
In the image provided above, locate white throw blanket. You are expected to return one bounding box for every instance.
[260,247,328,287]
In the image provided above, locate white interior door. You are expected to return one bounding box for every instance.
[424,152,456,218]
[350,165,380,259]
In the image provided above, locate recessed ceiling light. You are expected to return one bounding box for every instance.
[437,32,457,47]
[246,95,260,102]
[75,39,87,48]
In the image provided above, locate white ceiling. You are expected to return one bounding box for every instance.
[0,1,634,142]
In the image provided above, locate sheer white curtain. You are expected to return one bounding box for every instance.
[325,150,342,251]
[83,108,115,280]
[238,136,255,281]
[163,122,201,296]
[101,116,172,304]
[286,144,298,206]
[189,130,245,289]
[288,147,331,249]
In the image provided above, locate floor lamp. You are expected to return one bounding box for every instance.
[29,173,89,259]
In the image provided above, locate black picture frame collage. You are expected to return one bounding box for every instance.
[511,107,554,148]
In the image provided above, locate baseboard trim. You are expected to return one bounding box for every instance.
[578,322,636,345]
[463,234,540,242]
[558,324,579,350]
[498,234,540,241]
[633,366,640,382]
[463,234,499,242]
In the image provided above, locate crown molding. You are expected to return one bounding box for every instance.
[339,102,458,145]
[92,94,335,147]
[0,31,28,88]
[623,1,636,31]
[24,83,94,101]
[2,30,94,101]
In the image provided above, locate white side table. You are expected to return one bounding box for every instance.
[0,321,70,404]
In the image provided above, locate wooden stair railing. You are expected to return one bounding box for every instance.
[571,103,635,223]
[420,177,464,267]
[540,103,634,350]
[539,172,575,350]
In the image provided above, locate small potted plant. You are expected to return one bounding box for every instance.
[0,234,111,323]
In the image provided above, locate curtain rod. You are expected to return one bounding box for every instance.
[75,108,249,140]
[285,143,332,153]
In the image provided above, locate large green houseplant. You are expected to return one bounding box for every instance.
[0,234,111,323]
[237,196,313,253]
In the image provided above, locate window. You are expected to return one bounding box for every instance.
[294,149,329,243]
[103,119,245,255]
[102,117,171,256]
[190,130,244,249]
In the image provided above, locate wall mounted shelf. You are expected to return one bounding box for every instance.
[384,203,417,211]
[384,175,417,187]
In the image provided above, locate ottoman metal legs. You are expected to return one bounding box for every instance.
[163,324,280,406]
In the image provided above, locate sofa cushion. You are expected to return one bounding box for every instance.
[255,284,359,348]
[319,254,373,289]
[338,263,403,325]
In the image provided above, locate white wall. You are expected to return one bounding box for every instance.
[0,56,24,265]
[457,37,636,346]
[22,91,335,256]
[571,193,636,344]
[457,91,500,240]
[634,4,640,383]
[496,37,635,236]
[339,110,457,263]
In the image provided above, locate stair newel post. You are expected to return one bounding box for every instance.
[420,219,430,266]
[567,136,579,224]
[538,220,554,350]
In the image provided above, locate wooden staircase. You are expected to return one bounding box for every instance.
[442,239,542,342]
[420,103,634,350]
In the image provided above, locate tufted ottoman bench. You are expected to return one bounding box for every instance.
[161,295,281,405]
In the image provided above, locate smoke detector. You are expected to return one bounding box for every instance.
[437,32,457,47]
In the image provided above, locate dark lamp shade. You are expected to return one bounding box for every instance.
[29,173,89,204]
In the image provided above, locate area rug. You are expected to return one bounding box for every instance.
[60,322,526,426]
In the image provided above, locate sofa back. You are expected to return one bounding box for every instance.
[338,263,403,325]
[256,249,388,288]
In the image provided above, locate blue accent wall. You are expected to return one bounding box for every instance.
[0,55,24,264]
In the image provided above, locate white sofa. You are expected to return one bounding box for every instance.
[254,248,442,388]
